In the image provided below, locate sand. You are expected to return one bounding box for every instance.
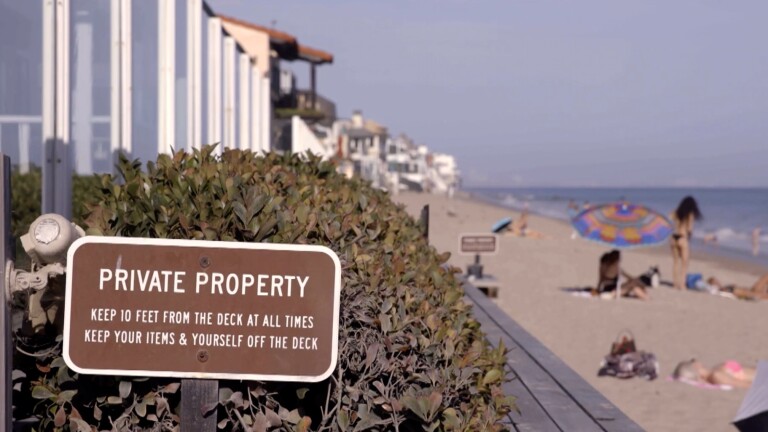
[394,191,767,432]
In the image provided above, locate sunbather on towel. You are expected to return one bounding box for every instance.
[672,359,755,389]
[596,250,649,300]
[706,274,768,300]
[504,206,546,239]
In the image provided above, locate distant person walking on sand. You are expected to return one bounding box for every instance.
[670,196,703,290]
[753,227,761,256]
[567,200,580,218]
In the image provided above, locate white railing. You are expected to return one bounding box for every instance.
[291,116,334,159]
[0,115,112,174]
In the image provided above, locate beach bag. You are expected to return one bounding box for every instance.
[639,266,660,288]
[610,330,636,356]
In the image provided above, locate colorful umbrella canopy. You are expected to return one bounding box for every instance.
[571,202,673,248]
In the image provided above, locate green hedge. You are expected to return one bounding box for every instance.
[12,147,513,431]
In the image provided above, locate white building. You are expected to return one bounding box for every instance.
[333,111,389,189]
[429,153,460,194]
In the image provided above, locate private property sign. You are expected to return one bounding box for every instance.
[458,234,499,255]
[64,237,341,382]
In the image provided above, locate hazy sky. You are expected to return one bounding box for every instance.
[209,0,768,188]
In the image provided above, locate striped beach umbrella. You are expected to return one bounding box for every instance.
[571,202,673,248]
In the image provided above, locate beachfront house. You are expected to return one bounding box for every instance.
[333,111,390,189]
[428,152,461,194]
[218,15,335,157]
[385,133,460,194]
[385,135,429,192]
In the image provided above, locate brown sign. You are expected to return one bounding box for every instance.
[458,234,499,255]
[64,237,341,382]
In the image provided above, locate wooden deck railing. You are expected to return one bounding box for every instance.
[463,280,644,432]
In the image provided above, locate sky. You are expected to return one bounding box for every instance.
[209,0,768,188]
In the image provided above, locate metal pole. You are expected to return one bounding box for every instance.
[420,204,429,239]
[1,153,13,432]
[310,63,316,110]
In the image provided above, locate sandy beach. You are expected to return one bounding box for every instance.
[394,191,767,432]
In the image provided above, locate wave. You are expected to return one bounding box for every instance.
[693,227,768,243]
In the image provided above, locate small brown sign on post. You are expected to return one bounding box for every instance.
[64,237,341,383]
[458,234,499,255]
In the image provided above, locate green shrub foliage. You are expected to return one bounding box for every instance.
[13,147,513,431]
[10,167,42,239]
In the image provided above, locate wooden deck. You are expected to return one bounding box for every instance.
[463,281,644,432]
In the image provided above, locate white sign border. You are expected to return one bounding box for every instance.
[64,236,342,383]
[457,233,500,256]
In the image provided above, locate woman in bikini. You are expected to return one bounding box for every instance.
[596,250,649,300]
[670,196,703,290]
[672,358,755,389]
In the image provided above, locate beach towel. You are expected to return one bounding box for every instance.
[598,330,658,380]
[598,351,659,380]
[666,375,732,391]
[562,287,618,300]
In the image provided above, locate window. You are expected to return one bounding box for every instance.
[70,1,111,174]
[131,1,159,164]
[0,0,44,174]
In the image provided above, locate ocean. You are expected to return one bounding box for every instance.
[468,187,768,267]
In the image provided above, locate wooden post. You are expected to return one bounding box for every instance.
[181,379,218,431]
[420,204,429,239]
[1,153,13,432]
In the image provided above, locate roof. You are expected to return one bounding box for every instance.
[298,44,333,64]
[345,128,375,139]
[218,14,332,64]
[218,14,296,45]
[363,119,387,135]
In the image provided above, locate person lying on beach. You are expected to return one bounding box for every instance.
[503,207,547,239]
[672,359,755,389]
[705,274,768,300]
[596,250,649,300]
